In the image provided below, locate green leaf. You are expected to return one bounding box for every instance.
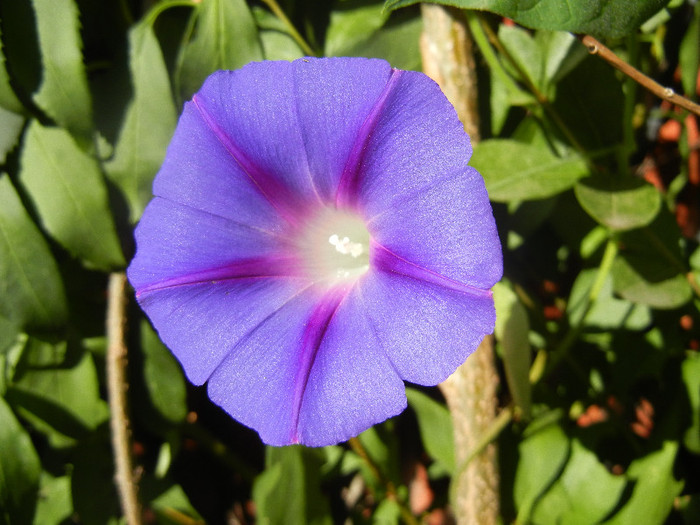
[406,388,455,473]
[253,7,304,61]
[682,353,700,454]
[0,395,41,525]
[0,107,24,164]
[493,282,532,418]
[34,474,73,525]
[7,341,109,444]
[253,446,332,525]
[177,0,263,101]
[532,439,626,525]
[514,422,569,523]
[611,212,692,309]
[567,269,651,330]
[679,2,699,97]
[575,175,661,231]
[19,121,124,270]
[383,0,670,38]
[605,441,683,524]
[471,139,589,202]
[31,0,93,140]
[325,1,389,57]
[140,320,187,425]
[0,175,67,331]
[105,20,176,223]
[0,22,24,114]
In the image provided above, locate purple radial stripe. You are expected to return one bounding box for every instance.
[134,255,304,297]
[371,240,493,299]
[335,69,401,210]
[192,96,306,225]
[289,286,349,443]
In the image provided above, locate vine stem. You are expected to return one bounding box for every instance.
[259,0,316,57]
[107,272,142,525]
[421,6,500,524]
[582,35,700,117]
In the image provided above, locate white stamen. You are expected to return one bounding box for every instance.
[329,234,365,258]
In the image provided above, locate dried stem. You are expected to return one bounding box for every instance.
[582,35,700,117]
[107,272,142,525]
[420,5,500,524]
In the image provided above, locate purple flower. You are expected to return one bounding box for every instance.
[127,57,502,447]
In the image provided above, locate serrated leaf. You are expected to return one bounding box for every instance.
[177,0,262,101]
[0,22,24,114]
[575,175,661,231]
[471,139,588,202]
[19,121,124,270]
[384,0,670,38]
[253,446,332,525]
[514,422,570,523]
[605,441,683,524]
[493,282,531,418]
[31,0,92,139]
[532,439,626,525]
[0,175,67,331]
[0,395,41,525]
[105,21,176,223]
[406,388,454,473]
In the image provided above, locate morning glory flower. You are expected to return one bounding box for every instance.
[127,57,502,447]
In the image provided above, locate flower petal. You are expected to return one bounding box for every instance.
[368,166,502,289]
[359,269,496,385]
[291,57,393,201]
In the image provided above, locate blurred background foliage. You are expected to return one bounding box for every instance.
[1,0,699,523]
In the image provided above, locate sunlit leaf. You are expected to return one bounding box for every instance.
[31,0,93,140]
[605,441,683,524]
[0,107,23,164]
[384,0,670,38]
[0,175,67,331]
[471,139,588,202]
[493,282,531,418]
[34,474,73,525]
[406,387,454,473]
[531,439,626,524]
[682,353,700,454]
[105,20,176,222]
[177,0,262,101]
[19,121,124,270]
[0,396,41,525]
[0,22,23,114]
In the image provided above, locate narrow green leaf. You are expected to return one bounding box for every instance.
[514,423,570,523]
[177,0,263,101]
[575,175,661,231]
[679,3,699,97]
[406,388,455,473]
[105,21,177,222]
[0,395,41,525]
[0,22,24,114]
[493,282,532,419]
[498,25,542,90]
[0,175,67,331]
[253,7,304,61]
[471,139,588,202]
[140,320,187,425]
[682,353,700,454]
[19,120,124,270]
[384,0,669,38]
[605,441,683,524]
[31,0,93,139]
[532,439,626,525]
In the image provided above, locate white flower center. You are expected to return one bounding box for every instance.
[296,208,370,286]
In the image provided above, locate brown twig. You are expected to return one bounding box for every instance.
[107,272,142,525]
[582,35,700,117]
